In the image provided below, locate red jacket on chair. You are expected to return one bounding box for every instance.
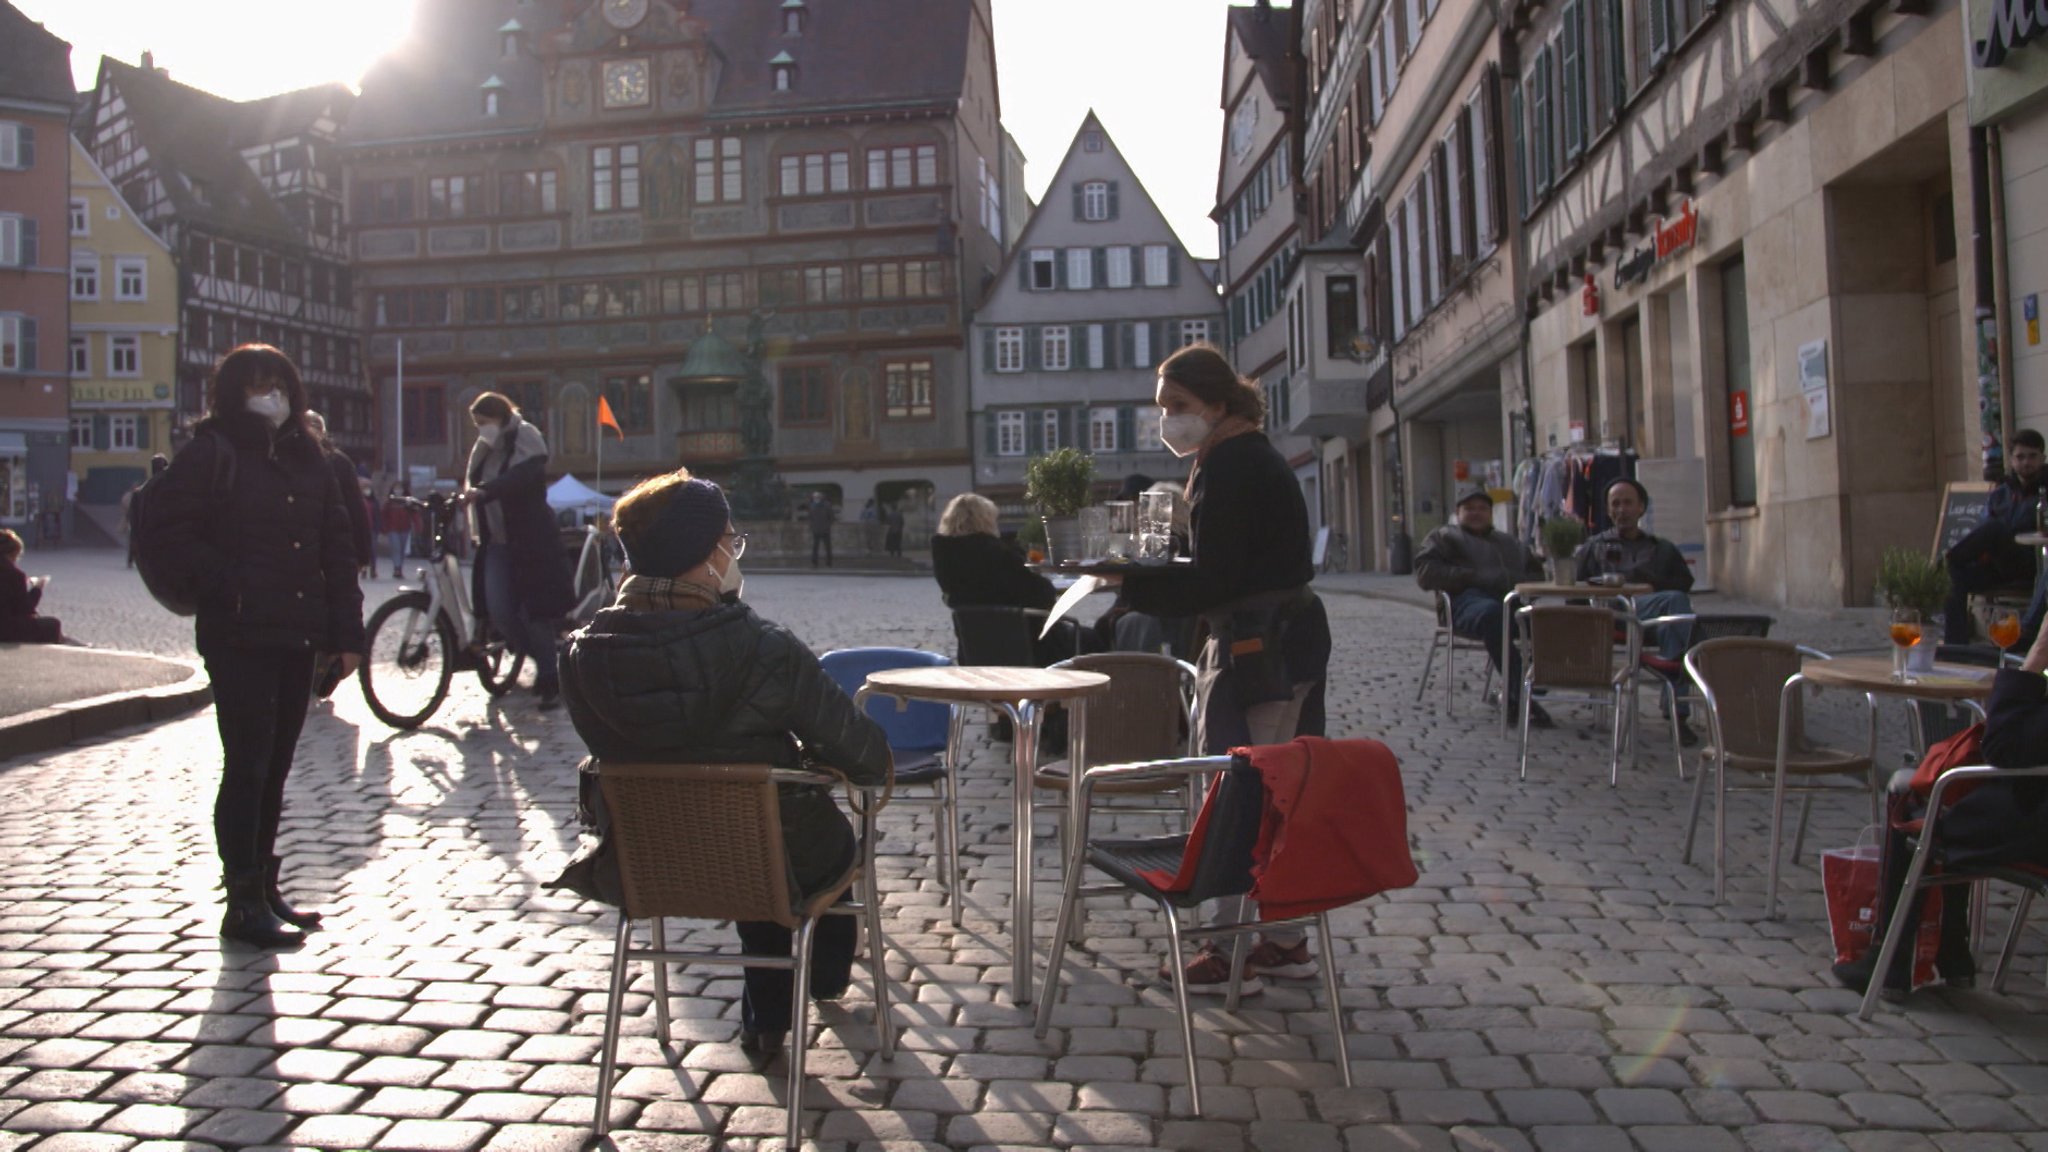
[1141,736,1417,919]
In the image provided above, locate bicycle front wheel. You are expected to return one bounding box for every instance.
[475,622,526,696]
[360,592,455,729]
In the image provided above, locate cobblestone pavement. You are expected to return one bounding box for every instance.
[3,553,2045,1151]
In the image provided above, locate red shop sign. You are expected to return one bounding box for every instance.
[1730,390,1751,437]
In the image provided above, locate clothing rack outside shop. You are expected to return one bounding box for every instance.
[1510,444,1639,553]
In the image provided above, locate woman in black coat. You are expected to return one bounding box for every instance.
[931,492,1094,666]
[138,344,364,948]
[558,472,891,1062]
[455,392,576,710]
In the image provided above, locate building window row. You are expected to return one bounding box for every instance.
[1024,244,1176,291]
[69,413,148,452]
[986,318,1210,374]
[868,144,940,190]
[0,315,38,372]
[1075,179,1119,223]
[1219,140,1291,254]
[0,215,36,268]
[987,404,1165,457]
[185,311,355,375]
[1519,0,1700,210]
[69,256,150,302]
[0,122,33,171]
[1227,240,1300,345]
[1390,77,1504,340]
[778,150,851,197]
[185,235,349,305]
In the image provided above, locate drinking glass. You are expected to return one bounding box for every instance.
[1989,607,2022,653]
[1078,506,1111,562]
[1103,500,1136,560]
[1139,490,1174,561]
[1889,608,1923,683]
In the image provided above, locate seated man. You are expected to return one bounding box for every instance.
[1415,487,1548,725]
[1945,428,2043,645]
[1574,477,1699,745]
[557,471,892,1065]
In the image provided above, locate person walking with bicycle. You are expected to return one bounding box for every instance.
[454,392,575,711]
[135,344,365,949]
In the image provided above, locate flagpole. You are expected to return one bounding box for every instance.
[395,338,404,491]
[595,400,603,500]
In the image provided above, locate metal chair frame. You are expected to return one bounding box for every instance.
[1415,589,1496,714]
[1031,755,1356,1115]
[590,762,897,1147]
[1513,604,1640,784]
[1856,764,2048,1019]
[1681,640,1880,918]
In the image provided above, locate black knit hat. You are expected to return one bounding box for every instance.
[621,478,731,577]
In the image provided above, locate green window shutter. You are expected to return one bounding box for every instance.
[1019,258,1031,290]
[1103,323,1119,369]
[1167,251,1181,286]
[1116,406,1135,453]
[137,416,151,450]
[1120,322,1135,366]
[1155,321,1172,363]
[1649,0,1671,65]
[1561,1,1583,161]
[1512,83,1528,216]
[20,218,36,266]
[17,125,32,169]
[1027,409,1044,453]
[985,412,998,455]
[93,413,109,450]
[1071,183,1084,220]
[983,328,996,371]
[19,318,33,371]
[1025,326,1042,371]
[1093,247,1107,286]
[1107,181,1120,219]
[1054,251,1067,290]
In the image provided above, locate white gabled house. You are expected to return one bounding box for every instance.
[968,112,1225,507]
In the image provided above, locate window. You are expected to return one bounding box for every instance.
[1137,407,1163,452]
[69,414,91,448]
[995,326,1024,372]
[1179,320,1210,348]
[110,415,138,451]
[1561,0,1587,162]
[1080,180,1111,221]
[593,144,642,212]
[1042,326,1071,370]
[0,215,27,267]
[115,258,146,301]
[772,60,795,91]
[502,285,547,322]
[602,372,655,434]
[401,383,444,445]
[1028,249,1057,290]
[0,122,28,169]
[1087,324,1105,369]
[658,275,699,314]
[462,287,498,323]
[1040,409,1061,450]
[858,258,943,299]
[72,258,98,300]
[1404,189,1424,327]
[483,90,501,117]
[1066,248,1093,290]
[694,137,743,202]
[1143,245,1171,286]
[1090,408,1119,453]
[704,271,745,309]
[1444,132,1466,269]
[358,178,415,223]
[69,336,88,375]
[1132,321,1152,368]
[428,174,479,219]
[779,364,830,426]
[69,198,87,236]
[1326,276,1360,358]
[784,5,806,33]
[499,170,558,215]
[1106,246,1132,288]
[802,265,844,303]
[884,359,934,419]
[557,279,645,319]
[866,144,938,189]
[1470,85,1496,250]
[109,335,140,376]
[0,315,31,370]
[778,150,850,196]
[996,410,1026,455]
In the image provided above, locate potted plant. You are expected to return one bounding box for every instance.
[1024,446,1095,562]
[1540,515,1585,585]
[1874,545,1951,671]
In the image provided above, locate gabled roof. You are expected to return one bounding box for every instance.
[347,0,975,146]
[0,2,75,109]
[1225,4,1293,114]
[96,58,347,249]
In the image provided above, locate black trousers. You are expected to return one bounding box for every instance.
[734,803,858,1035]
[811,531,833,567]
[203,645,316,877]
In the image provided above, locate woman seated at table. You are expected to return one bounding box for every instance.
[931,492,1090,665]
[1834,622,2048,1000]
[557,470,892,1065]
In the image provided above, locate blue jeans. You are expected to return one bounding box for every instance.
[482,544,559,689]
[1633,589,1694,720]
[386,531,409,576]
[1450,589,1521,706]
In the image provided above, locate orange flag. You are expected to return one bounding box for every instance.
[597,394,625,439]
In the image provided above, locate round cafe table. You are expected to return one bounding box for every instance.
[1800,653,1996,703]
[856,665,1107,1003]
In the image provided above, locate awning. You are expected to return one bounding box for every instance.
[0,433,27,456]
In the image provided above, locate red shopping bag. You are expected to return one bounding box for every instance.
[1822,828,1941,988]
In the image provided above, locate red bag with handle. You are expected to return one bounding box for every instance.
[1822,826,1940,988]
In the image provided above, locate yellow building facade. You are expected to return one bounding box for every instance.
[67,136,177,505]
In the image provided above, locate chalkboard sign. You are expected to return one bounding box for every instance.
[1932,481,1998,560]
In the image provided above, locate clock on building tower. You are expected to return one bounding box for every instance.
[603,0,649,29]
[603,59,650,108]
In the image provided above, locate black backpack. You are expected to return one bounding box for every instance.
[132,431,236,616]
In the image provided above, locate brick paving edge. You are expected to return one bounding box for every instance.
[0,652,212,761]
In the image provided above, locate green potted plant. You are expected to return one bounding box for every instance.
[1540,515,1585,585]
[1024,446,1095,562]
[1874,545,1951,672]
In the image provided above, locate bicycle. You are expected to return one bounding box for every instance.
[357,494,615,728]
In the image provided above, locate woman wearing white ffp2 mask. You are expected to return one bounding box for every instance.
[1103,342,1334,998]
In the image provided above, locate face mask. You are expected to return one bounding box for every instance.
[1160,413,1213,458]
[247,391,290,428]
[476,423,502,446]
[717,544,744,597]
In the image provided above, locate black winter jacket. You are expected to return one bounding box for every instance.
[1938,667,2048,868]
[467,416,576,620]
[930,532,1057,610]
[558,599,892,902]
[326,450,373,569]
[141,410,365,656]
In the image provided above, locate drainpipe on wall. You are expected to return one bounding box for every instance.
[1970,125,2006,481]
[1486,0,1541,473]
[1988,127,2015,464]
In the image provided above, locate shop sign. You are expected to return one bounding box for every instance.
[1614,245,1656,289]
[1582,273,1601,316]
[1611,199,1699,290]
[1730,390,1752,437]
[2027,294,2040,346]
[1973,0,2048,67]
[72,381,174,410]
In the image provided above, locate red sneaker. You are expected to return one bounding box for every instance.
[1161,943,1263,995]
[1246,938,1318,979]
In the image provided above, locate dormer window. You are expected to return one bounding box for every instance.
[1083,131,1105,153]
[481,75,505,117]
[499,18,524,56]
[770,51,796,92]
[782,0,807,35]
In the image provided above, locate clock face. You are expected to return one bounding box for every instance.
[603,59,650,108]
[603,0,649,29]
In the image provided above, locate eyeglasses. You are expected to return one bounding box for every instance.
[724,531,749,560]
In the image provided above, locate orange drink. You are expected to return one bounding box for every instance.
[1888,622,1922,647]
[1990,612,2022,650]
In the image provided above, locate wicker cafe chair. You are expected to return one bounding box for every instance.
[1682,640,1879,918]
[1514,604,1638,784]
[1642,614,1777,779]
[1855,763,2048,1019]
[1415,590,1496,714]
[591,761,897,1147]
[820,647,966,927]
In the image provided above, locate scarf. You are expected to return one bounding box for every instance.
[1186,417,1264,499]
[617,573,721,613]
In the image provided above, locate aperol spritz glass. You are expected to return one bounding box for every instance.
[1990,607,2022,653]
[1889,608,1923,683]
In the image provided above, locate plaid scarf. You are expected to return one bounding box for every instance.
[617,573,721,613]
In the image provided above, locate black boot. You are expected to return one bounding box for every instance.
[1936,886,1976,989]
[266,855,323,931]
[221,871,306,949]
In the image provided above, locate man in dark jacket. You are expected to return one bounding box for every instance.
[1576,477,1700,742]
[559,472,891,1062]
[457,393,576,709]
[1415,487,1546,722]
[807,490,836,568]
[1944,428,2044,644]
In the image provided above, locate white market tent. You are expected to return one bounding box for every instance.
[547,473,616,516]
